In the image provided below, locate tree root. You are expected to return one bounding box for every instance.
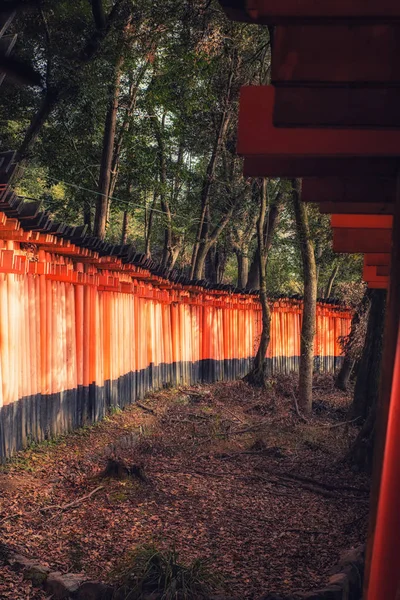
[268,469,369,494]
[136,402,156,415]
[40,485,104,513]
[292,392,308,423]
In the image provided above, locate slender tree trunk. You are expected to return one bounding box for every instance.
[168,240,182,273]
[205,247,218,284]
[215,248,227,284]
[246,248,260,290]
[191,205,234,280]
[246,200,280,291]
[190,113,229,278]
[190,61,235,279]
[120,210,128,244]
[108,68,148,199]
[315,243,323,286]
[325,263,339,298]
[192,242,209,280]
[236,252,249,289]
[244,179,271,386]
[83,200,92,234]
[144,189,158,258]
[159,186,173,271]
[352,289,386,421]
[93,54,123,239]
[152,113,174,270]
[292,179,317,414]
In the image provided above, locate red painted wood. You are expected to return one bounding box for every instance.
[333,228,392,253]
[238,87,400,157]
[248,0,400,21]
[363,265,389,281]
[243,156,399,178]
[273,87,400,128]
[220,0,400,24]
[365,254,391,266]
[331,215,393,229]
[319,203,394,215]
[377,265,390,276]
[367,280,389,289]
[365,176,400,600]
[367,323,400,596]
[302,177,395,204]
[272,25,400,84]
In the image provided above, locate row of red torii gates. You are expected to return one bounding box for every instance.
[220,2,400,599]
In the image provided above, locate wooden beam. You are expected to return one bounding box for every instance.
[333,228,392,253]
[302,177,395,204]
[273,87,400,128]
[365,254,391,266]
[272,25,400,85]
[243,156,399,178]
[319,203,394,215]
[219,0,400,24]
[367,280,389,289]
[331,215,393,229]
[377,265,390,276]
[363,265,383,280]
[238,87,400,157]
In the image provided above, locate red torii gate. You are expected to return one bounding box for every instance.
[220,2,400,598]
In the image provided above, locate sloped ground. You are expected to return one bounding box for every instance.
[0,376,369,599]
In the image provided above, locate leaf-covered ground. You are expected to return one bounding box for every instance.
[0,376,369,599]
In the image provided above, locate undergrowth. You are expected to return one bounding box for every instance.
[113,545,218,600]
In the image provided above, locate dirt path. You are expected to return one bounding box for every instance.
[0,376,369,599]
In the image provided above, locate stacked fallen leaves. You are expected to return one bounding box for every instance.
[0,376,369,599]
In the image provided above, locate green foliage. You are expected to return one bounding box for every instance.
[113,545,218,599]
[2,1,362,292]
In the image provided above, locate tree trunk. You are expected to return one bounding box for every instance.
[292,179,317,414]
[335,289,370,391]
[246,248,260,290]
[351,289,386,421]
[205,246,218,284]
[83,200,92,234]
[347,289,386,471]
[244,179,271,386]
[246,201,280,291]
[191,205,234,280]
[121,210,128,244]
[168,239,183,273]
[93,54,123,239]
[335,356,355,392]
[190,111,230,278]
[236,252,249,289]
[152,113,174,270]
[108,66,148,198]
[190,61,235,279]
[325,263,339,298]
[144,189,158,258]
[215,248,227,284]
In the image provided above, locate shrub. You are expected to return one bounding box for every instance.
[113,545,218,599]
